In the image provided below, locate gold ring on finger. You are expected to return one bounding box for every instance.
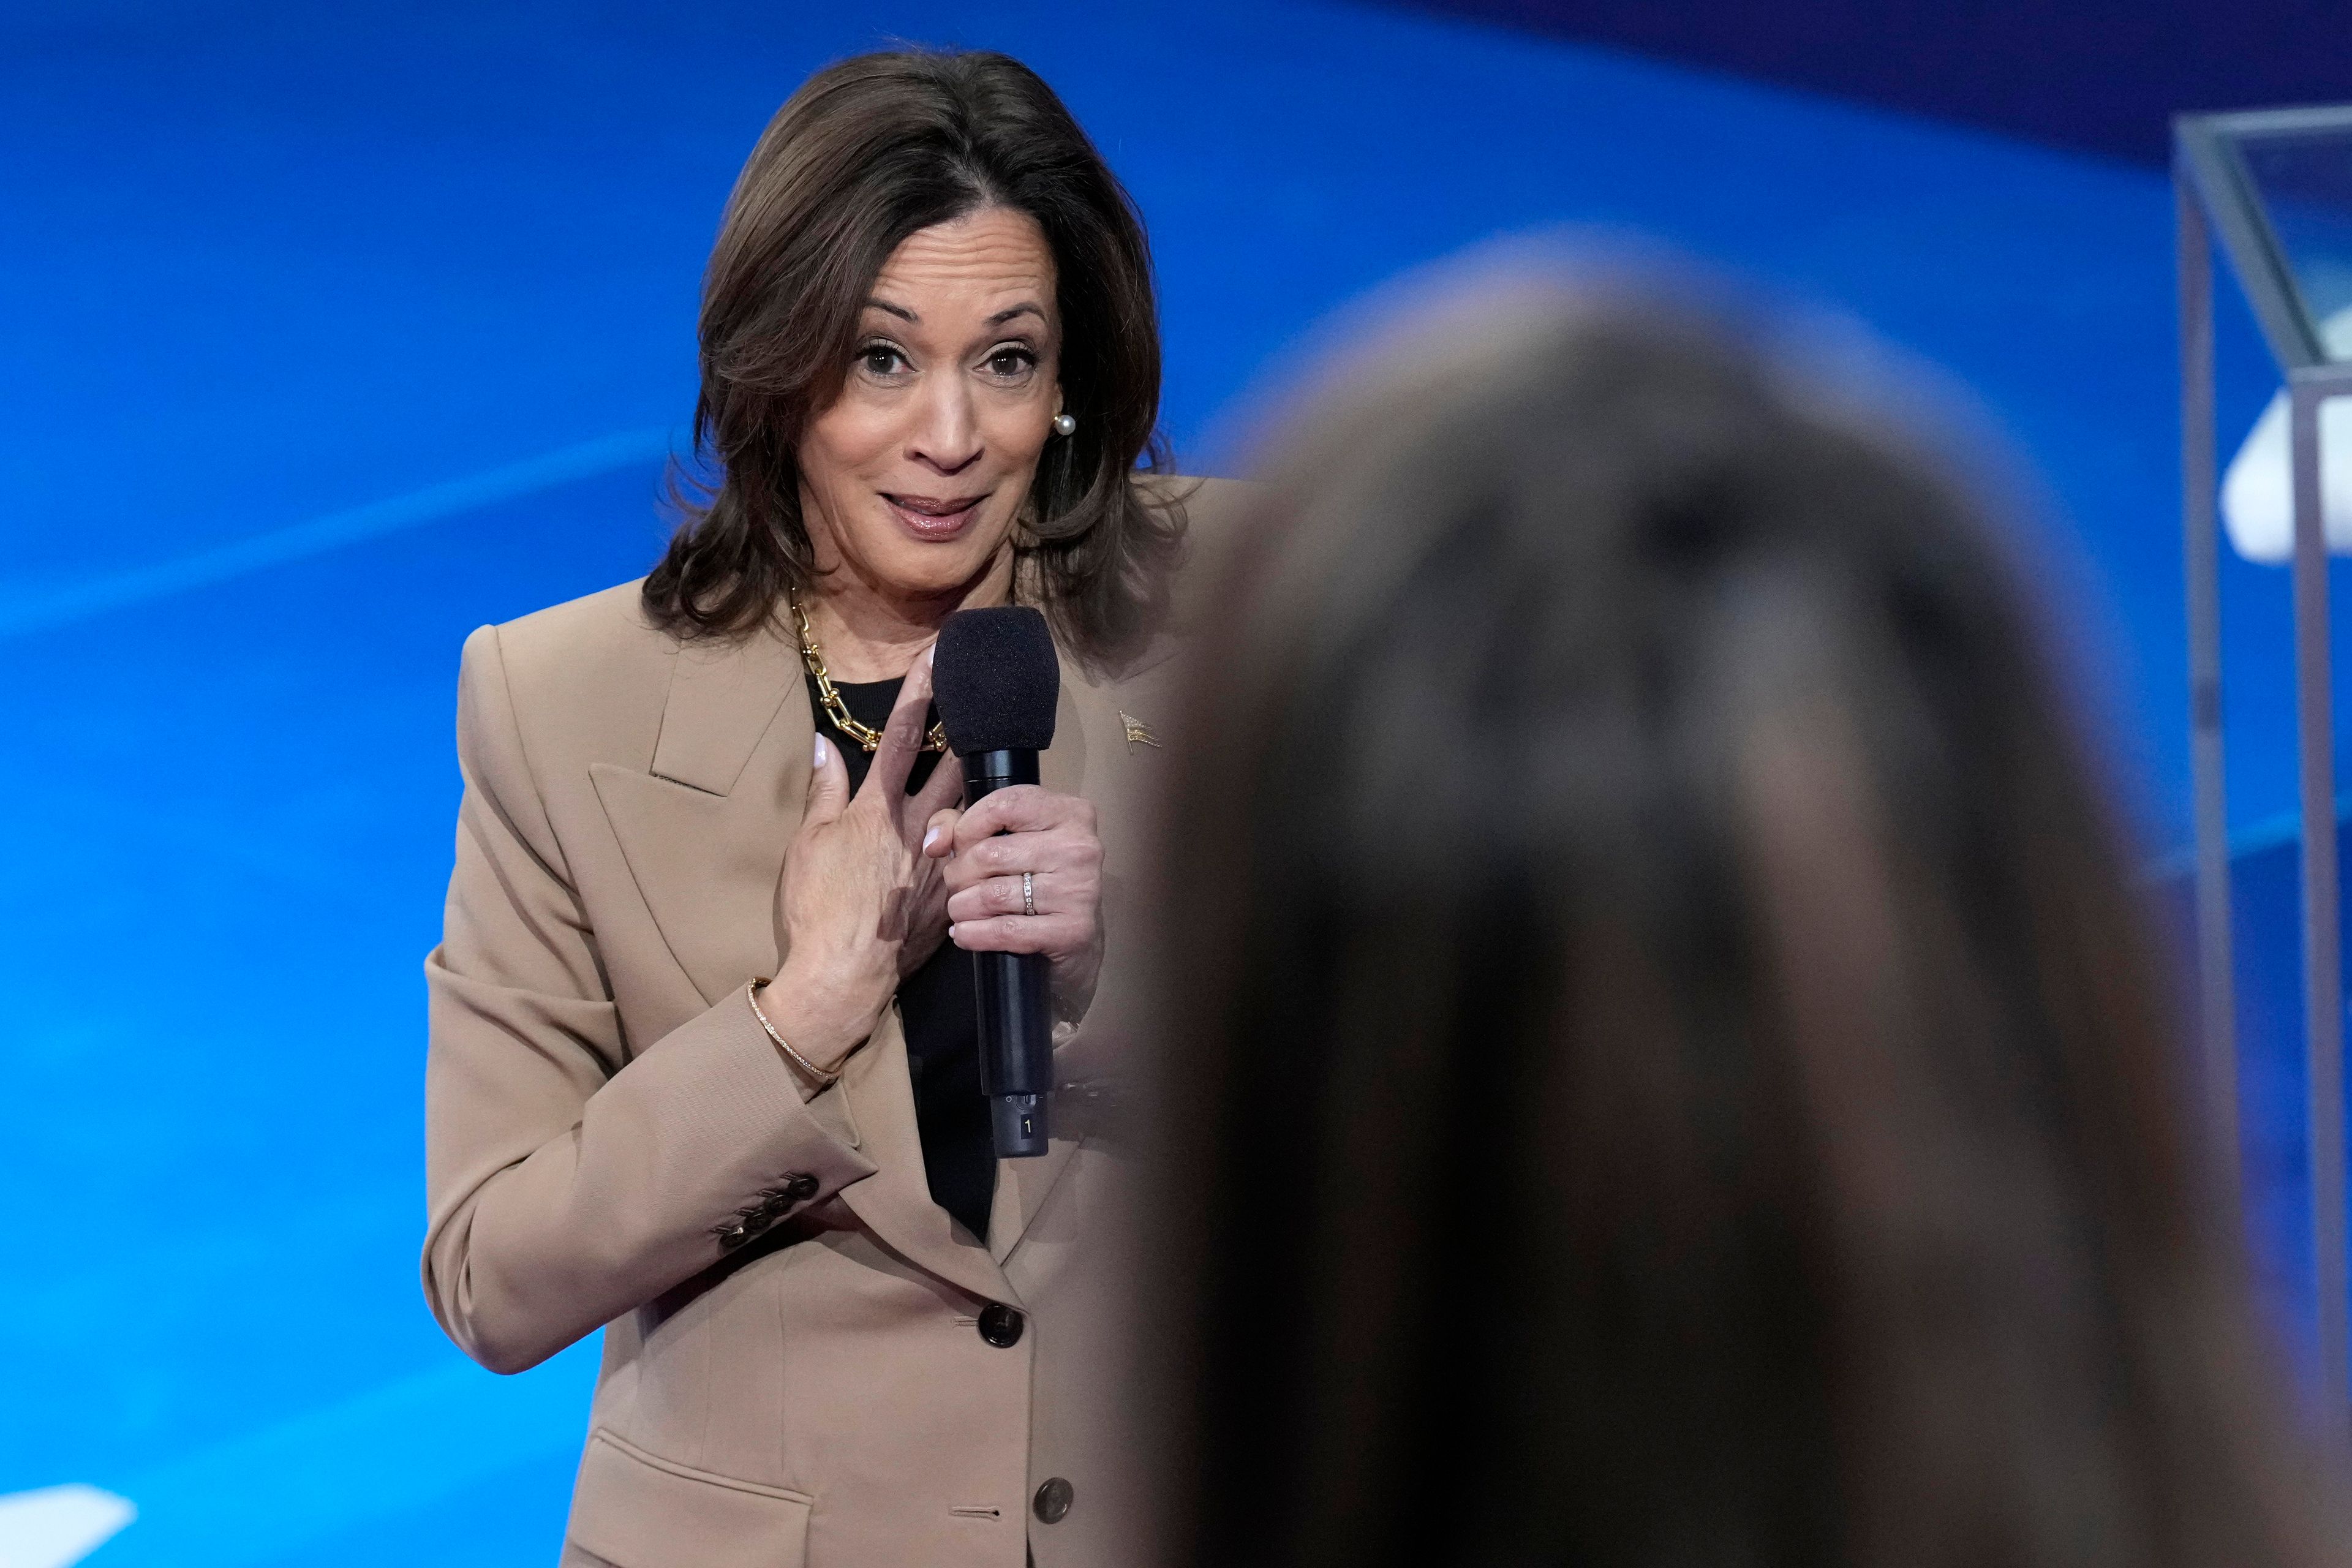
[1022,870,1036,918]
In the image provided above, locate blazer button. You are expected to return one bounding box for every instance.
[715,1223,750,1251]
[785,1172,820,1202]
[757,1190,793,1216]
[976,1303,1025,1348]
[1033,1477,1074,1523]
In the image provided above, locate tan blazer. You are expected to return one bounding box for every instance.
[422,489,1219,1568]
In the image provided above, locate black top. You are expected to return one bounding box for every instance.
[806,673,994,1245]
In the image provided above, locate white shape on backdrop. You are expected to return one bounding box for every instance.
[2222,306,2352,564]
[0,1486,135,1568]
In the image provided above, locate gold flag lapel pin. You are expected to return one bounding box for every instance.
[1118,710,1160,750]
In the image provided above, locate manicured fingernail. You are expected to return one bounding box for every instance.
[813,734,829,767]
[922,824,942,853]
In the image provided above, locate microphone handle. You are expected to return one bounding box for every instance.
[962,749,1053,1157]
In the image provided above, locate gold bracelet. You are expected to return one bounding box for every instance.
[747,978,841,1088]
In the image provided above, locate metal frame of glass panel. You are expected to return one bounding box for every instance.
[2177,104,2352,1422]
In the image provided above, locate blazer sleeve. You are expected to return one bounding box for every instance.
[421,624,875,1375]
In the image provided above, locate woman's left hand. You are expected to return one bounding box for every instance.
[925,786,1104,1026]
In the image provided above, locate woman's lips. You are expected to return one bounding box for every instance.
[884,493,986,540]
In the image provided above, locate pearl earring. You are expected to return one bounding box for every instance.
[1052,412,1077,437]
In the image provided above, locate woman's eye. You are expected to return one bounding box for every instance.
[986,347,1037,378]
[859,344,908,377]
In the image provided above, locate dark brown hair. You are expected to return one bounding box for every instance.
[642,49,1183,671]
[1150,285,2345,1567]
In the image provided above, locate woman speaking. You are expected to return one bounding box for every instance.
[421,51,1200,1568]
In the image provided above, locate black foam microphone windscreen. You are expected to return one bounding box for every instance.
[935,606,1059,755]
[932,605,1061,1158]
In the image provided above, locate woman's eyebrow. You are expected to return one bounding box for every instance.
[859,300,1041,328]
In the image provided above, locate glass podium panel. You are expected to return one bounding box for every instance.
[2176,101,2352,1433]
[2236,128,2352,357]
[2181,106,2352,371]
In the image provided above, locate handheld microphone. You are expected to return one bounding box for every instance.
[933,606,1060,1159]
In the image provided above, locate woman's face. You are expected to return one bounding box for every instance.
[797,205,1063,608]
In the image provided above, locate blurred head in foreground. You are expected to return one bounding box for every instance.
[1152,271,2336,1567]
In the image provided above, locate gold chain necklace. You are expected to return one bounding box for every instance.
[787,587,948,754]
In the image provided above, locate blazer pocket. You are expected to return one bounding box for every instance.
[567,1429,813,1568]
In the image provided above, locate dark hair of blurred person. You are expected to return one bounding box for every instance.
[1147,278,2345,1568]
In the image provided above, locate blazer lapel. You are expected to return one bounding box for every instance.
[987,667,1098,1260]
[990,658,1184,1259]
[839,1006,1016,1303]
[590,627,810,1012]
[992,1130,1082,1265]
[1038,668,1089,797]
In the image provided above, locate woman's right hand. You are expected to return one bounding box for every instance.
[766,650,965,1072]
